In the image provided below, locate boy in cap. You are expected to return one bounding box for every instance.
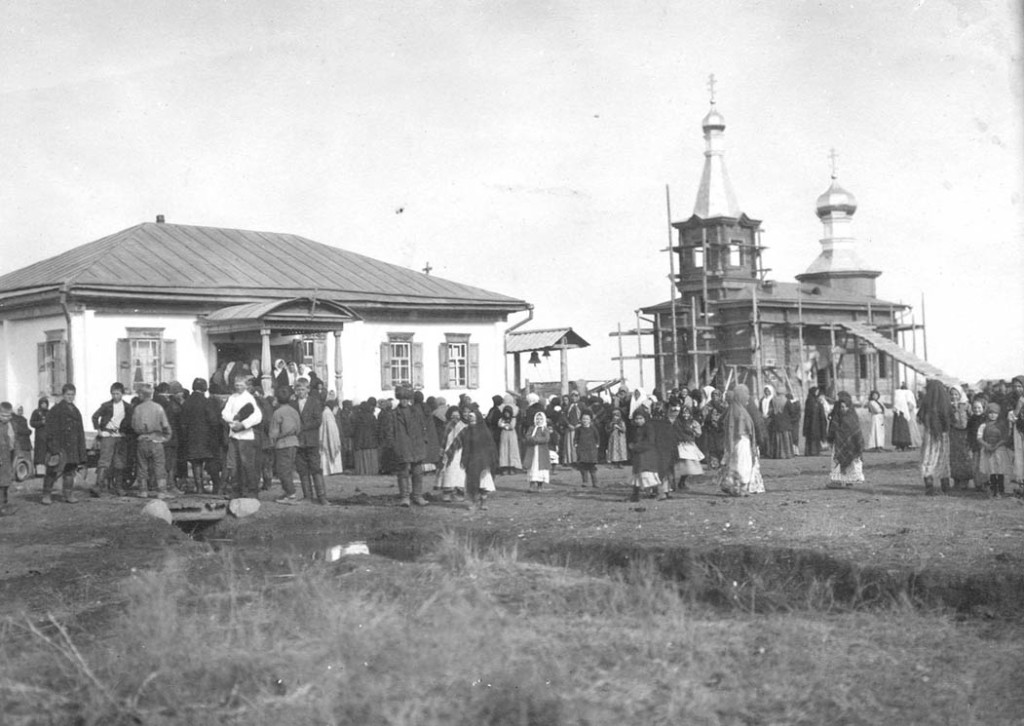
[91,382,134,496]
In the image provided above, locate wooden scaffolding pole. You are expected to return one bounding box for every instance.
[665,185,680,390]
[635,310,644,389]
[616,322,625,381]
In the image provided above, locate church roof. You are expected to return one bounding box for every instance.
[718,281,902,309]
[0,222,528,312]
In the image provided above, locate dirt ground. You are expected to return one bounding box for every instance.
[2,449,1023,624]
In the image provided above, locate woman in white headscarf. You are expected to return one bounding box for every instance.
[628,388,650,420]
[523,411,552,492]
[719,384,765,496]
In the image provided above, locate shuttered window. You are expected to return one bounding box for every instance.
[116,329,176,393]
[37,330,67,395]
[382,333,419,389]
[439,334,479,390]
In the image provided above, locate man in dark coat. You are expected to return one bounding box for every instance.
[290,377,326,504]
[389,386,432,507]
[179,377,223,494]
[42,383,87,505]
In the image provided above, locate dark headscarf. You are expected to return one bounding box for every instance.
[919,379,952,438]
[829,391,863,469]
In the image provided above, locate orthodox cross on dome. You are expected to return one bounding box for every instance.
[422,262,432,275]
[829,147,839,179]
[707,73,717,104]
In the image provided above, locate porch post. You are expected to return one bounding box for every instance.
[260,328,273,395]
[333,329,344,399]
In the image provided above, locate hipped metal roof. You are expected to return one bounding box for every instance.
[0,222,529,312]
[505,327,590,354]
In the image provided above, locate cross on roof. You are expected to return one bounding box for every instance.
[422,262,432,275]
[707,73,717,104]
[829,147,839,179]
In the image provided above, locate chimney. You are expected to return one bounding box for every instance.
[156,214,165,224]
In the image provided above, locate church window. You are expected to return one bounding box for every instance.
[438,334,479,389]
[728,240,743,267]
[878,355,887,379]
[117,328,176,393]
[692,246,704,268]
[37,330,67,396]
[380,334,423,389]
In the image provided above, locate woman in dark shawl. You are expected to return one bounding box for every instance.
[826,391,864,488]
[802,387,827,456]
[947,386,973,490]
[459,409,498,510]
[918,378,952,495]
[719,384,764,497]
[351,398,380,475]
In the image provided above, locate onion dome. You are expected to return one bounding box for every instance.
[815,177,858,218]
[702,104,726,131]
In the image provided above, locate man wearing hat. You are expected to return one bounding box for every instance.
[156,381,186,492]
[390,385,432,507]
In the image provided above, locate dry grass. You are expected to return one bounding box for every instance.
[3,535,1024,726]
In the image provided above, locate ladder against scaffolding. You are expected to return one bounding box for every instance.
[839,321,961,389]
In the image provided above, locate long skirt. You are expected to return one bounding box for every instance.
[631,471,661,491]
[828,455,864,486]
[948,428,973,481]
[804,435,822,457]
[868,414,885,449]
[1014,428,1024,483]
[526,446,550,484]
[675,441,705,477]
[439,457,466,491]
[892,413,912,450]
[498,429,522,469]
[354,448,379,476]
[320,415,344,475]
[978,445,1012,477]
[920,430,950,479]
[560,429,578,465]
[606,430,628,464]
[908,415,922,448]
[719,435,764,496]
[769,430,793,460]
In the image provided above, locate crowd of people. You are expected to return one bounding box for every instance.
[1,369,1022,515]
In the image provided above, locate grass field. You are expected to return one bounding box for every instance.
[1,450,1022,724]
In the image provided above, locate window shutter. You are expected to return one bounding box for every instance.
[37,343,48,396]
[162,339,177,382]
[55,341,67,389]
[468,343,480,390]
[117,339,132,391]
[438,343,450,389]
[380,342,392,389]
[313,338,328,385]
[412,342,424,389]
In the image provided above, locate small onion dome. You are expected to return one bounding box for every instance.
[702,104,726,130]
[815,177,858,218]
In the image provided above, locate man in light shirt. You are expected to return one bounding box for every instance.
[131,383,173,499]
[91,382,134,496]
[221,376,263,498]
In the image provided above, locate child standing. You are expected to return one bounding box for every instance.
[269,387,301,503]
[523,412,552,492]
[0,402,15,515]
[673,404,704,491]
[977,402,1012,497]
[628,410,661,501]
[574,413,600,487]
[605,408,628,467]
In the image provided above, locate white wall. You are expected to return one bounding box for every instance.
[0,313,66,414]
[335,318,509,404]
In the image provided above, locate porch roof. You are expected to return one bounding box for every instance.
[200,297,360,335]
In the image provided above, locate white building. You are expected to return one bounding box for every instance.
[0,219,530,415]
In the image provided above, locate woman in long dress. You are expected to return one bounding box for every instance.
[605,408,629,466]
[802,387,827,456]
[319,401,344,475]
[459,410,497,510]
[497,406,522,473]
[351,398,380,476]
[767,391,793,460]
[866,390,886,452]
[947,387,973,489]
[918,379,952,495]
[826,392,865,488]
[719,384,764,497]
[523,411,552,492]
[1009,376,1024,487]
[438,406,467,501]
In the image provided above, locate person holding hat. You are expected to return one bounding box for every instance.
[389,385,432,507]
[43,384,87,505]
[221,376,263,499]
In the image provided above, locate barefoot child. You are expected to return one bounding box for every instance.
[605,408,628,467]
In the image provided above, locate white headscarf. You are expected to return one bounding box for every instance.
[629,388,648,418]
[760,385,776,417]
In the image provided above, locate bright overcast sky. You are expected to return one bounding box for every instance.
[1,0,1021,386]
